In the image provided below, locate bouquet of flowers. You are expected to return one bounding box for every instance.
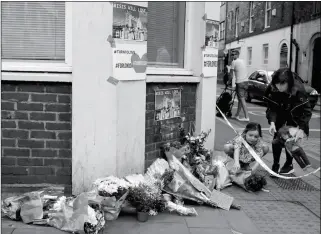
[127,183,166,216]
[163,128,215,183]
[93,176,130,221]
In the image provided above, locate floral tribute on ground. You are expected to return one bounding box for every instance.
[1,127,272,233]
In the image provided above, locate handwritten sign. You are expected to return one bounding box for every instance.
[112,43,147,81]
[202,48,218,78]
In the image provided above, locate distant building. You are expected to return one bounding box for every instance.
[221,1,320,91]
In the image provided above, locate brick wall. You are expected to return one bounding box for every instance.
[1,81,72,185]
[145,83,197,169]
[225,2,292,44]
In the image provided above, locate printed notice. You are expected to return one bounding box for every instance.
[112,43,147,80]
[202,48,218,77]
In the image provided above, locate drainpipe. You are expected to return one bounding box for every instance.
[292,39,300,73]
[289,2,295,71]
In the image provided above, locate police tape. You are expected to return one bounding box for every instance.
[216,105,320,179]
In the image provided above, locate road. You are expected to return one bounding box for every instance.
[214,84,320,168]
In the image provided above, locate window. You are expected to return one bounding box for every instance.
[249,2,254,32]
[147,2,186,68]
[263,44,269,64]
[1,2,71,72]
[220,21,225,40]
[280,43,288,68]
[235,8,239,37]
[265,2,272,28]
[228,11,233,30]
[247,47,252,65]
[313,2,321,15]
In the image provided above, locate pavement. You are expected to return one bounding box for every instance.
[1,85,320,234]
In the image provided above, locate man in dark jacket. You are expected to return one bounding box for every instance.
[263,68,312,175]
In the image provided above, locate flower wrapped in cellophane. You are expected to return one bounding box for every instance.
[93,176,130,221]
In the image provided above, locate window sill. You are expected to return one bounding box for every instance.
[1,72,72,83]
[2,61,72,73]
[146,75,201,83]
[146,67,193,76]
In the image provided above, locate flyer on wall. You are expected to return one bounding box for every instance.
[154,88,181,121]
[205,19,219,48]
[202,48,218,78]
[112,43,147,81]
[113,2,148,42]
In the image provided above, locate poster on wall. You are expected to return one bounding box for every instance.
[205,19,219,48]
[112,43,147,80]
[113,2,148,41]
[202,48,218,77]
[154,88,181,121]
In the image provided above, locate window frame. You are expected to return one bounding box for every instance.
[265,2,272,28]
[263,44,269,65]
[146,2,193,76]
[228,11,233,30]
[312,2,321,15]
[249,2,254,33]
[219,21,225,40]
[235,8,239,37]
[247,47,252,66]
[1,2,72,73]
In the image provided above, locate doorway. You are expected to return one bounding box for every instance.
[280,43,288,68]
[312,37,321,93]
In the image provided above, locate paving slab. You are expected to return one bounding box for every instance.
[238,200,320,234]
[184,206,229,228]
[189,227,233,234]
[220,209,261,234]
[1,228,15,234]
[105,222,189,234]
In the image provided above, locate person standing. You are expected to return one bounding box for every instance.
[263,68,312,175]
[229,50,250,121]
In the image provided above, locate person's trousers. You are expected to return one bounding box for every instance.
[272,134,293,170]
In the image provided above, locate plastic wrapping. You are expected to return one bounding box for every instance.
[166,201,198,216]
[20,192,43,224]
[101,190,129,221]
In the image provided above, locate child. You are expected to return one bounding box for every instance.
[278,126,311,171]
[224,122,269,173]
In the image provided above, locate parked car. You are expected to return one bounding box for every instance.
[246,70,319,110]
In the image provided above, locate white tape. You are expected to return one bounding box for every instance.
[216,105,320,179]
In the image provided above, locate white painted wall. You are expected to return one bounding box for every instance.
[226,27,291,76]
[116,80,145,177]
[293,18,321,84]
[205,2,221,21]
[72,2,118,194]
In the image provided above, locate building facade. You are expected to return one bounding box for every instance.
[223,1,320,91]
[1,2,218,195]
[217,2,227,84]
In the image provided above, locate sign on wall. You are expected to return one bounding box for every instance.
[205,19,219,48]
[113,3,148,41]
[112,43,147,80]
[202,48,218,77]
[154,88,181,121]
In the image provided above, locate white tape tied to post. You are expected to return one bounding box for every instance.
[216,105,320,179]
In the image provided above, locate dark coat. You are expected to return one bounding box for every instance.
[263,77,312,136]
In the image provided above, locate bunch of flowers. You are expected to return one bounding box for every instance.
[84,204,105,234]
[94,176,130,199]
[244,174,267,192]
[127,183,166,216]
[179,128,213,182]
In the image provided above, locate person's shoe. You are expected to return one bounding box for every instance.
[279,165,294,175]
[270,164,279,178]
[303,164,312,171]
[236,116,250,122]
